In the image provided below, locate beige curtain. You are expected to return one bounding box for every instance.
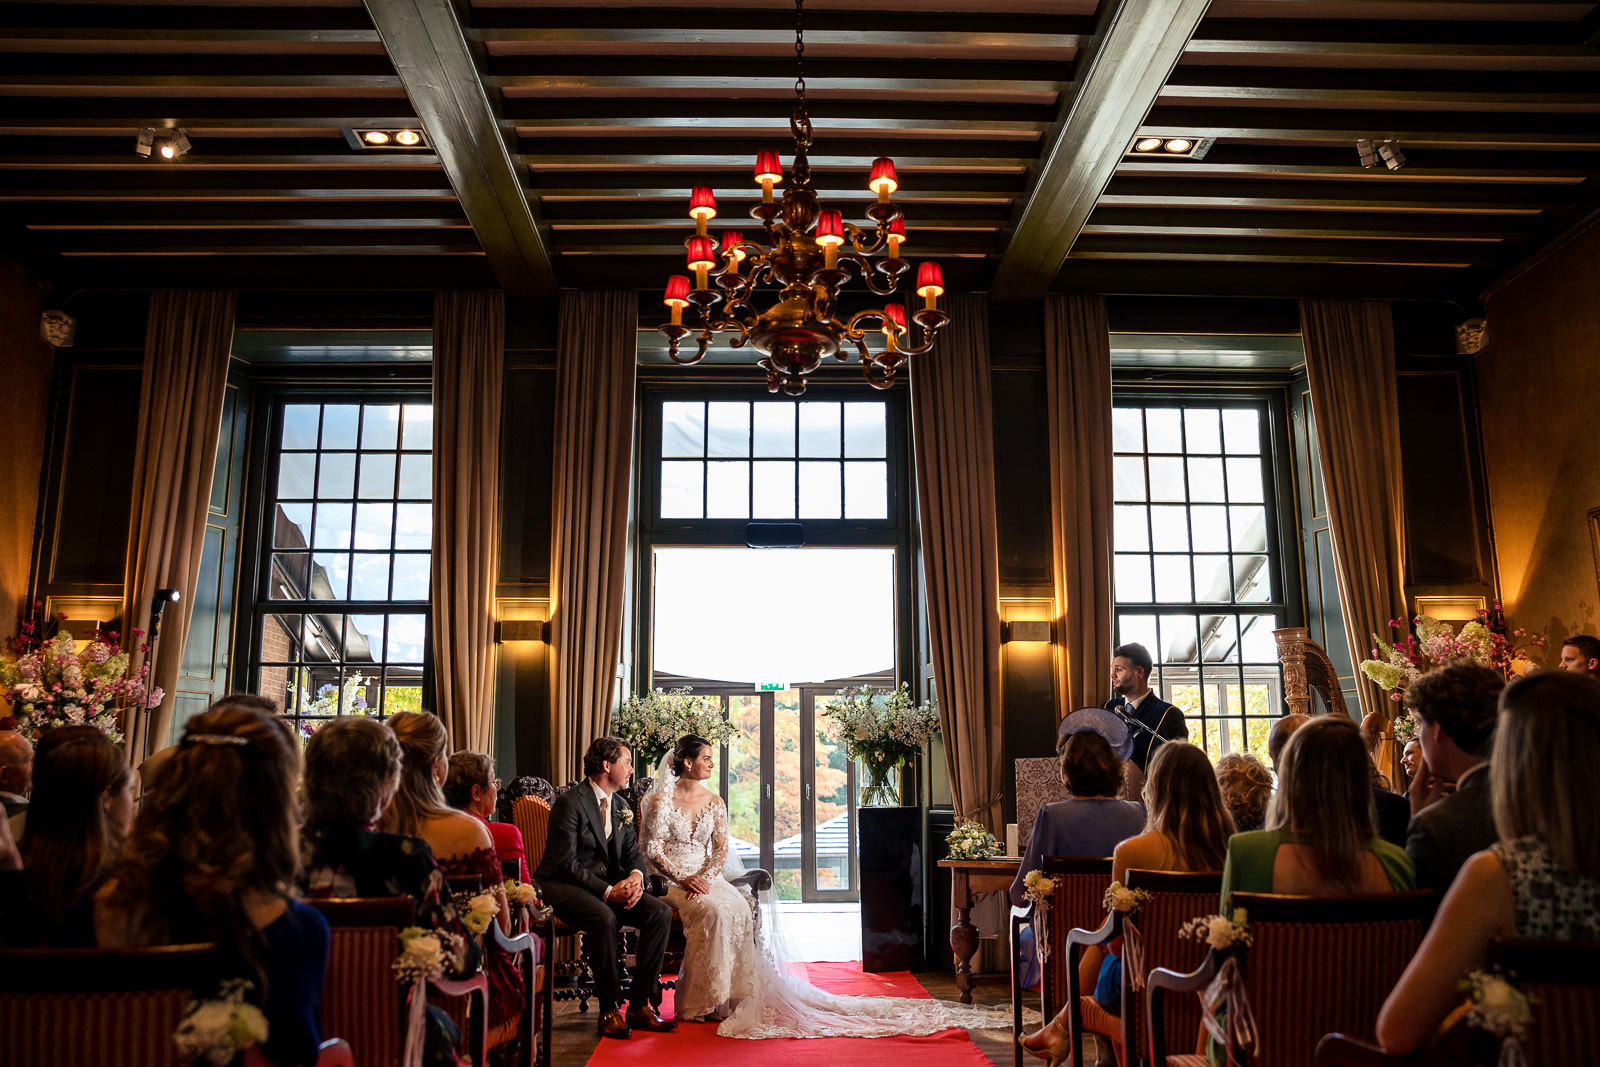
[431,291,504,754]
[909,293,1004,833]
[1044,294,1115,715]
[549,290,636,784]
[1300,299,1409,781]
[122,291,236,765]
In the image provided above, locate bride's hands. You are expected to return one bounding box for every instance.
[682,874,712,897]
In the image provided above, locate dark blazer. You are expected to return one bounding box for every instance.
[1406,763,1495,897]
[1372,784,1412,848]
[1105,693,1188,772]
[533,783,646,899]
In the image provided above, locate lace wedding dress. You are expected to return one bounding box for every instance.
[640,773,1015,1040]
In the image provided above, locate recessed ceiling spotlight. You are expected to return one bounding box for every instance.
[347,127,430,150]
[1356,138,1405,171]
[1134,137,1164,153]
[1127,135,1212,159]
[394,130,421,146]
[1378,139,1406,171]
[363,130,391,145]
[135,127,190,160]
[1162,138,1192,154]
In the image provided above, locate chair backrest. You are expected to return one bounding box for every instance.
[1041,856,1114,1017]
[0,943,217,1067]
[1230,890,1432,1067]
[311,896,416,1067]
[1490,937,1600,1066]
[1121,868,1224,1061]
[513,795,552,873]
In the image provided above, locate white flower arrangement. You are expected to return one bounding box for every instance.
[945,819,999,860]
[1022,869,1058,965]
[451,889,501,935]
[392,925,465,983]
[1022,869,1056,905]
[1103,881,1154,915]
[172,978,269,1066]
[503,879,540,907]
[1180,908,1253,951]
[613,686,736,763]
[820,683,939,804]
[1460,969,1536,1054]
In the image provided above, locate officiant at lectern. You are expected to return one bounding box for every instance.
[1103,642,1187,800]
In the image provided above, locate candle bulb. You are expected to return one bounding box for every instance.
[869,157,898,204]
[663,275,690,326]
[689,186,717,238]
[686,237,715,291]
[887,217,906,257]
[754,150,782,205]
[815,210,843,270]
[916,261,945,311]
[882,303,905,352]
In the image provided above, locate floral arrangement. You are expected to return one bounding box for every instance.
[613,686,736,766]
[1180,908,1253,951]
[1360,606,1543,703]
[292,672,370,737]
[171,978,269,1066]
[945,819,999,860]
[1103,881,1154,915]
[1022,869,1056,905]
[819,683,939,804]
[393,925,466,984]
[451,889,501,935]
[0,604,160,743]
[1022,869,1057,964]
[503,879,540,907]
[1459,969,1535,1064]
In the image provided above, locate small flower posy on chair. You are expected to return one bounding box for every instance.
[1022,869,1057,964]
[1460,969,1536,1067]
[172,979,269,1066]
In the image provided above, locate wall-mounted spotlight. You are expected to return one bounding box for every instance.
[135,128,190,160]
[1357,138,1405,171]
[1002,620,1055,643]
[1126,135,1213,160]
[346,127,430,150]
[495,619,549,643]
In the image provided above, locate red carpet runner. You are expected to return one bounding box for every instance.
[582,962,995,1067]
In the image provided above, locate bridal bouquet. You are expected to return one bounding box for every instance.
[613,686,736,767]
[1360,606,1543,704]
[0,605,159,743]
[171,978,269,1066]
[820,683,939,805]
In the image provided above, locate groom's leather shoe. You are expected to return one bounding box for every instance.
[597,1010,632,1039]
[625,1004,678,1033]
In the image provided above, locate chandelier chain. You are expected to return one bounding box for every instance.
[794,0,805,99]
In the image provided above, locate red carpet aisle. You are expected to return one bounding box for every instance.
[583,962,996,1067]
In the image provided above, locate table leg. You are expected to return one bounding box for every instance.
[949,904,979,1005]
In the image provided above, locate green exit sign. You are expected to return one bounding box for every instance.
[757,682,788,692]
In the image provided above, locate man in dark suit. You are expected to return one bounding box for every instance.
[1105,642,1187,774]
[534,737,674,1039]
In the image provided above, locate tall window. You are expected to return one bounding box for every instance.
[1111,400,1284,761]
[254,399,432,736]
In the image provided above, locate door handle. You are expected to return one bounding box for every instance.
[765,783,772,800]
[804,783,811,802]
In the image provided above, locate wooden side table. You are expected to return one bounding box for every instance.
[937,857,1021,1004]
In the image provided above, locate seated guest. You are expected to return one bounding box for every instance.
[1222,714,1415,912]
[1377,671,1600,1053]
[1559,634,1600,675]
[1215,752,1272,833]
[1269,710,1409,847]
[1266,712,1309,771]
[17,726,132,945]
[0,729,33,818]
[89,698,330,1067]
[443,752,530,882]
[1401,739,1421,787]
[1403,663,1502,899]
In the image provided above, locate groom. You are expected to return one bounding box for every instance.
[535,736,675,1039]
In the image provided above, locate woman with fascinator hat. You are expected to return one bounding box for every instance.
[638,733,1014,1038]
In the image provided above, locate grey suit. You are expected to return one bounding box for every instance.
[1405,762,1495,903]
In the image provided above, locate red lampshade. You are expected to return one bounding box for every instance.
[882,303,906,330]
[888,218,906,244]
[754,150,783,186]
[916,261,945,298]
[869,157,899,196]
[720,230,745,259]
[686,237,716,272]
[663,275,691,307]
[814,210,844,247]
[689,186,717,220]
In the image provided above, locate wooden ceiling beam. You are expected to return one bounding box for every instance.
[1071,233,1501,265]
[1139,107,1600,148]
[1116,160,1590,184]
[1182,38,1600,70]
[494,74,1064,103]
[477,27,1083,61]
[364,0,554,296]
[1082,206,1529,240]
[991,0,1213,300]
[1157,83,1600,113]
[519,153,1033,172]
[0,28,386,54]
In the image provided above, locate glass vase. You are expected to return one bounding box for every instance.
[859,760,902,807]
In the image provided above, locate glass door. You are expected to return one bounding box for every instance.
[799,684,858,902]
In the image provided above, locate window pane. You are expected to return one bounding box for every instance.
[752,461,796,519]
[707,402,750,458]
[1202,615,1240,662]
[362,404,400,449]
[354,503,393,550]
[1154,555,1192,601]
[322,405,360,450]
[278,453,316,500]
[313,552,349,600]
[317,453,356,499]
[706,461,751,519]
[844,461,887,519]
[383,668,425,715]
[1150,505,1188,551]
[1225,457,1264,503]
[1113,457,1146,501]
[1146,409,1182,452]
[798,403,841,458]
[282,405,320,450]
[358,454,396,498]
[661,461,703,518]
[1112,408,1144,452]
[312,503,352,550]
[1115,554,1152,601]
[1223,409,1261,454]
[1234,556,1272,603]
[1191,505,1229,552]
[261,614,302,661]
[275,503,312,548]
[752,404,795,457]
[345,615,383,664]
[271,554,309,599]
[392,554,429,600]
[1187,457,1225,502]
[1118,613,1159,653]
[1148,457,1185,502]
[1113,504,1149,551]
[843,403,887,458]
[797,461,841,518]
[393,504,431,550]
[1193,555,1231,602]
[1184,409,1221,454]
[1240,615,1279,662]
[1160,615,1199,665]
[397,455,430,500]
[351,553,391,600]
[1229,505,1268,552]
[663,401,705,457]
[387,614,426,663]
[400,404,433,451]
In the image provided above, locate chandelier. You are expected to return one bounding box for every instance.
[657,0,949,396]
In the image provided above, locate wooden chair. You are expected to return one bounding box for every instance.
[442,874,542,1067]
[516,790,597,1064]
[1062,869,1223,1067]
[311,896,488,1067]
[1147,890,1433,1067]
[1008,856,1115,1067]
[1314,937,1600,1067]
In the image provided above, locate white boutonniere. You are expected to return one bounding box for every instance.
[172,978,269,1066]
[617,803,634,826]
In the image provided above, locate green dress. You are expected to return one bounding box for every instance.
[1219,829,1416,912]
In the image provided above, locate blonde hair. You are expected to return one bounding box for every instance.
[1215,752,1273,833]
[1266,715,1377,892]
[1144,742,1234,871]
[1492,671,1600,880]
[381,711,453,837]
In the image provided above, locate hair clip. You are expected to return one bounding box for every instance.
[182,732,251,747]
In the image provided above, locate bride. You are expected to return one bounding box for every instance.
[639,733,1014,1039]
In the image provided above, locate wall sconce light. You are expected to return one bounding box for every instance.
[495,619,549,643]
[1002,620,1054,643]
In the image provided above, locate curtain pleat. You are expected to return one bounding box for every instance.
[1300,299,1409,783]
[121,290,236,765]
[549,290,636,785]
[1044,294,1115,714]
[909,293,1004,832]
[431,291,505,754]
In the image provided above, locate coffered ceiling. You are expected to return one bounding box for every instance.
[3,0,1597,303]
